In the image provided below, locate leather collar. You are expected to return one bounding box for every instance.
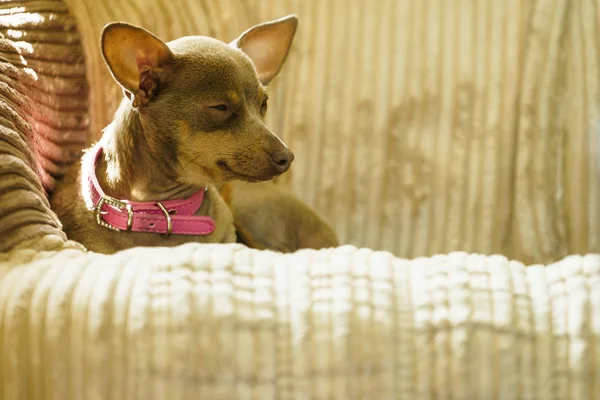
[82,144,216,236]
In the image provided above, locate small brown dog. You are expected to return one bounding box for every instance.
[50,15,338,254]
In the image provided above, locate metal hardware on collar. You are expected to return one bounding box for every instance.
[85,145,215,236]
[155,201,172,236]
[94,195,133,231]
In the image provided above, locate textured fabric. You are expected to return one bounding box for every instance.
[0,0,599,262]
[56,0,600,264]
[1,244,600,400]
[0,2,599,398]
[0,0,88,252]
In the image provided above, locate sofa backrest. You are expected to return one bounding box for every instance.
[2,0,599,263]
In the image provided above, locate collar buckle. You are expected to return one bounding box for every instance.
[94,194,133,231]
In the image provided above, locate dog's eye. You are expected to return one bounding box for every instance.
[261,99,268,112]
[210,104,229,112]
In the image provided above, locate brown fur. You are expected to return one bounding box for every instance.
[50,15,338,254]
[220,181,339,252]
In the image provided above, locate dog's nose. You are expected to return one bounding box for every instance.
[270,149,294,173]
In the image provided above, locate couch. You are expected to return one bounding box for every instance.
[1,0,599,398]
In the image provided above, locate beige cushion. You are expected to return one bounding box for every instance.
[2,243,599,399]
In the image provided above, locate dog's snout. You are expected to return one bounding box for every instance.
[270,149,294,173]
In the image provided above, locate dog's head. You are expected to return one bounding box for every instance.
[100,16,298,184]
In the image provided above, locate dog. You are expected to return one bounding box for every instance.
[50,15,338,254]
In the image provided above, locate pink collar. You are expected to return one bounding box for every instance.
[82,144,215,236]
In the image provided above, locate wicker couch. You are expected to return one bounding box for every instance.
[1,0,599,398]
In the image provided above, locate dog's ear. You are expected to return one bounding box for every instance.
[101,22,174,108]
[230,15,298,86]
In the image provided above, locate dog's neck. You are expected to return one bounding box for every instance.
[95,100,205,202]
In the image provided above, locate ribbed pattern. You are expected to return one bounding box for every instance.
[0,3,599,399]
[56,0,600,263]
[0,0,88,252]
[564,0,600,257]
[0,0,598,260]
[1,245,599,399]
